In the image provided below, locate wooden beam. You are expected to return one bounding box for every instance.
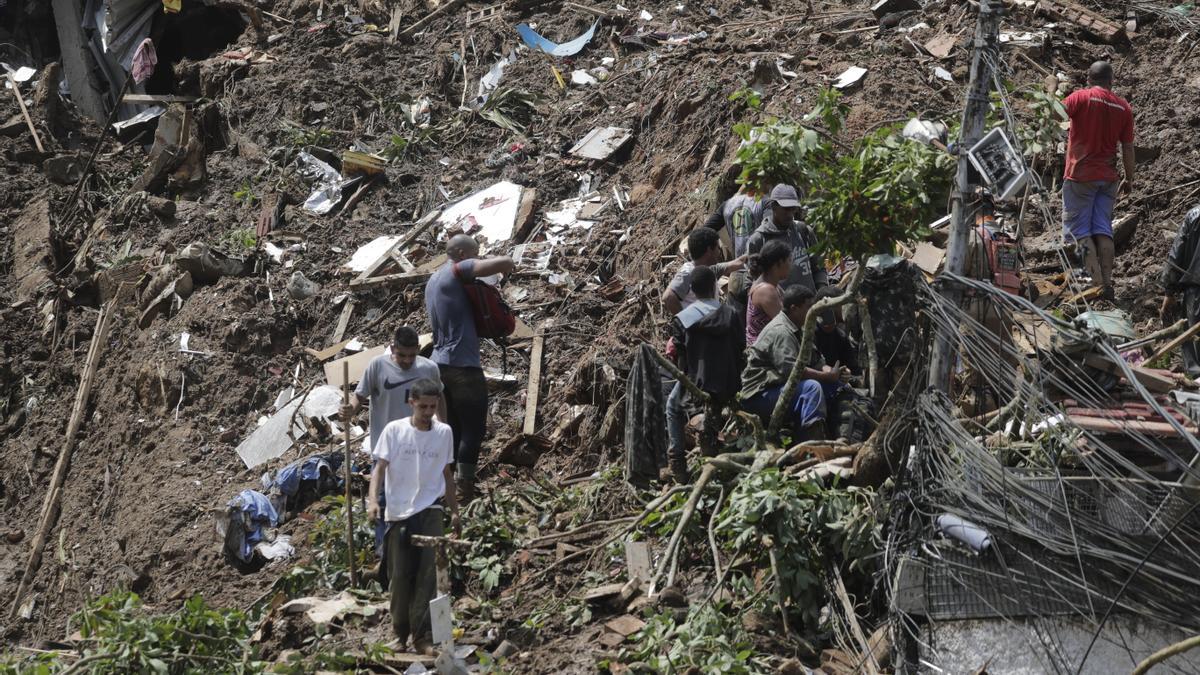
[332,297,355,343]
[1146,320,1200,366]
[523,320,551,435]
[1082,353,1176,394]
[349,270,433,291]
[351,209,441,285]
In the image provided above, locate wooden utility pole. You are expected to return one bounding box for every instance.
[341,362,358,588]
[927,0,1004,391]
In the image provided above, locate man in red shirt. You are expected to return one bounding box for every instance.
[1062,61,1135,302]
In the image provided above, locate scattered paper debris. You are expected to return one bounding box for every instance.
[570,127,633,160]
[833,66,868,90]
[438,181,524,245]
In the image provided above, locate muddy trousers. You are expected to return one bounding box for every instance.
[1184,288,1200,379]
[385,507,444,644]
[438,365,488,482]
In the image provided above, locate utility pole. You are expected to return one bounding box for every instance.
[927,0,1003,392]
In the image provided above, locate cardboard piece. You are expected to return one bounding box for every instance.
[325,345,387,388]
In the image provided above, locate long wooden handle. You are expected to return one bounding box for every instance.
[342,361,357,588]
[7,71,43,153]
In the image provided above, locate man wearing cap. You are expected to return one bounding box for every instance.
[745,184,828,295]
[1062,60,1135,302]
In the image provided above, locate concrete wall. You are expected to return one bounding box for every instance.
[926,616,1200,674]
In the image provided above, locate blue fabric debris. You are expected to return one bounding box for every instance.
[227,489,279,563]
[516,21,598,57]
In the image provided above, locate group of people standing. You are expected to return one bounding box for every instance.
[340,233,513,653]
[661,183,856,480]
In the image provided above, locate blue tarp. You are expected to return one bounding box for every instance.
[227,489,279,563]
[516,21,598,57]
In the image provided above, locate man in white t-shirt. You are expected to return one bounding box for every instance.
[367,379,459,653]
[341,326,445,562]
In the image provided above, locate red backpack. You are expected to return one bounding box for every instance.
[453,262,517,338]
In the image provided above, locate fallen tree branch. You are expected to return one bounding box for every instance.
[654,464,716,593]
[11,302,114,619]
[397,0,467,41]
[769,264,866,435]
[707,485,727,584]
[859,295,879,399]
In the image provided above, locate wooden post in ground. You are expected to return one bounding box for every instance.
[10,302,114,618]
[342,362,358,588]
[523,320,551,435]
[927,0,1002,392]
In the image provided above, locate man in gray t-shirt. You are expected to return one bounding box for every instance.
[662,228,745,315]
[424,234,515,502]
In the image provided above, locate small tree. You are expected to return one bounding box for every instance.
[731,89,954,434]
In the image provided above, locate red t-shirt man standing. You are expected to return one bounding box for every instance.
[1062,60,1135,302]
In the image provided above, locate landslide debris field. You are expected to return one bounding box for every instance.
[2,0,1199,672]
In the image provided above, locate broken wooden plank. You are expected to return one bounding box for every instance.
[523,320,551,435]
[1146,320,1200,366]
[305,338,354,362]
[348,270,433,290]
[351,210,441,285]
[122,93,199,104]
[332,297,355,343]
[582,583,626,602]
[604,614,647,637]
[1082,353,1176,394]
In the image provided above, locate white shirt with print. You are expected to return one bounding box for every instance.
[372,417,453,521]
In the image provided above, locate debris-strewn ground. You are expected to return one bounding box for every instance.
[2,0,1199,671]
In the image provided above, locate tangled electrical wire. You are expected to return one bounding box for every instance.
[883,271,1200,673]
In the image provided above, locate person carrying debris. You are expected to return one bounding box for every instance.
[1062,60,1135,302]
[367,378,459,655]
[666,266,745,480]
[661,228,746,316]
[740,285,851,440]
[1161,206,1200,379]
[341,326,445,561]
[425,234,515,502]
[744,184,828,294]
[745,240,792,345]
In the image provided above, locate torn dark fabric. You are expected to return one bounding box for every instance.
[625,344,668,486]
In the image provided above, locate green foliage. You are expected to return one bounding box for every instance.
[281,122,334,150]
[0,592,261,674]
[456,493,520,594]
[728,86,764,110]
[715,470,881,630]
[233,181,259,207]
[222,227,257,251]
[272,496,379,599]
[733,88,952,259]
[272,642,395,674]
[479,88,539,133]
[624,604,761,674]
[1014,89,1067,159]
